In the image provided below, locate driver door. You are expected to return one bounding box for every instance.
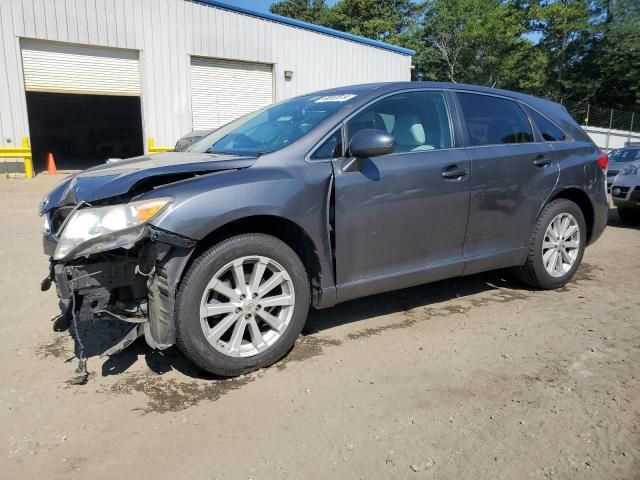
[330,91,471,302]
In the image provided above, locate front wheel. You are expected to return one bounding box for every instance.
[175,234,310,376]
[515,199,586,290]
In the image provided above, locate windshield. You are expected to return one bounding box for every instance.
[187,93,358,156]
[609,148,640,163]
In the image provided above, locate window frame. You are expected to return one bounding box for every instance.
[454,91,538,148]
[305,88,458,163]
[307,124,346,161]
[521,104,573,143]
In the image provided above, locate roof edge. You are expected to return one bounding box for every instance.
[191,0,416,56]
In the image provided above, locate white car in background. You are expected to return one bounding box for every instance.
[174,129,215,151]
[607,146,640,192]
[611,160,640,224]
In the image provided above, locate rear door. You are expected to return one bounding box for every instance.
[329,90,471,300]
[455,92,559,274]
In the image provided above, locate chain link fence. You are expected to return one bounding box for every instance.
[560,100,639,150]
[562,99,638,133]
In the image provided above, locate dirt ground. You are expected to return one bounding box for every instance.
[1,174,639,480]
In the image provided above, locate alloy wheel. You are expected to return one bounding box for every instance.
[542,213,581,278]
[199,255,296,357]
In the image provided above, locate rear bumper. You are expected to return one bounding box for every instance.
[588,184,610,246]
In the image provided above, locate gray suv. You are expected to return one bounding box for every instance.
[40,82,608,376]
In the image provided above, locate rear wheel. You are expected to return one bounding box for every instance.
[175,234,310,376]
[516,199,586,289]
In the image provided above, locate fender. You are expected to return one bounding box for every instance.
[145,159,337,299]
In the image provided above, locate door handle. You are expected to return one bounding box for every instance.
[533,155,552,168]
[441,165,468,180]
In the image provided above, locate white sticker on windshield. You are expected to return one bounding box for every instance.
[314,94,357,103]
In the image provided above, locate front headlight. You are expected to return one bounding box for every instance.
[54,197,172,260]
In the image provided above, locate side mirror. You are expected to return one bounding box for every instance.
[349,129,394,158]
[342,129,394,173]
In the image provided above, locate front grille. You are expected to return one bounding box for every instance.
[630,187,640,202]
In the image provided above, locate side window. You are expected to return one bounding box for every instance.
[346,91,452,154]
[311,129,343,160]
[458,93,534,146]
[525,107,567,141]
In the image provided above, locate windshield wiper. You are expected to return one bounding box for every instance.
[206,149,268,157]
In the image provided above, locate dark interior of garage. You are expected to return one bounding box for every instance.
[26,92,144,172]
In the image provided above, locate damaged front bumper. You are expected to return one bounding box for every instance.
[43,225,195,354]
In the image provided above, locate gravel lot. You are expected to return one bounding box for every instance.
[1,175,639,480]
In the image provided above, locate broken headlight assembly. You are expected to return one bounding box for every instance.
[54,197,172,260]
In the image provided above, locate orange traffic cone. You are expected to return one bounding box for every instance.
[46,152,57,175]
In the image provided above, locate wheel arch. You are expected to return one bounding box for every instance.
[548,187,595,243]
[184,215,325,306]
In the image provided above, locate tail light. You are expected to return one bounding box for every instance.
[597,150,608,172]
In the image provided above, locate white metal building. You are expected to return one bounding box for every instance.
[0,0,413,173]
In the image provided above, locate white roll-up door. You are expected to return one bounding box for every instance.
[21,40,140,96]
[190,57,274,130]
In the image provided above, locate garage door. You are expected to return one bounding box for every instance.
[21,40,140,96]
[190,57,273,130]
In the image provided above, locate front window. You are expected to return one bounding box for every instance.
[187,93,359,156]
[346,91,453,153]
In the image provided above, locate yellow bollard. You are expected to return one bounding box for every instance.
[148,137,173,154]
[0,136,33,179]
[22,137,34,179]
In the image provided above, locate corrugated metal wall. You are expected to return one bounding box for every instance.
[0,0,412,152]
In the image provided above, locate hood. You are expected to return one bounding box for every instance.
[40,152,257,214]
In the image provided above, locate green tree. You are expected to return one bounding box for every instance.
[416,0,545,92]
[269,0,640,113]
[270,0,329,24]
[322,0,417,41]
[587,0,640,109]
[529,0,592,100]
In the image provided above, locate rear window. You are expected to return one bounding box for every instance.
[458,93,534,146]
[526,107,567,141]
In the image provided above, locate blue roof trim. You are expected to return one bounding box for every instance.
[192,0,416,56]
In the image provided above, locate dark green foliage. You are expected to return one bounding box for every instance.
[269,0,639,110]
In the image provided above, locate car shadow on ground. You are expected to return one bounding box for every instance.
[607,206,640,230]
[65,268,531,380]
[304,269,522,335]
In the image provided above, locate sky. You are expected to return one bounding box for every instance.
[216,0,338,15]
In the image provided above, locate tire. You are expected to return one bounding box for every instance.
[175,234,310,376]
[618,207,640,225]
[515,199,587,290]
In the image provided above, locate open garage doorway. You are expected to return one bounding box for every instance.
[20,40,143,172]
[26,92,144,172]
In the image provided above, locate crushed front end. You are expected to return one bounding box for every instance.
[42,199,195,355]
